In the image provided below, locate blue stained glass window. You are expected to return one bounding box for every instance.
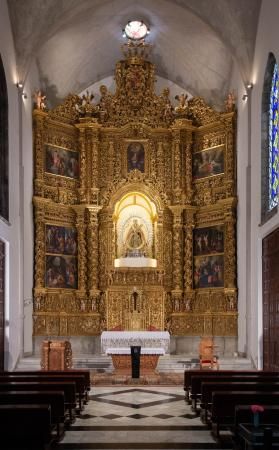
[269,62,279,210]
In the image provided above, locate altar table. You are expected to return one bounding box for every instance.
[101,331,170,353]
[101,331,170,375]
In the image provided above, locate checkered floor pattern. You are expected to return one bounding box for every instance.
[54,386,233,449]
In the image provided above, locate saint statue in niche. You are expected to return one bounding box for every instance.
[127,142,144,172]
[125,219,147,257]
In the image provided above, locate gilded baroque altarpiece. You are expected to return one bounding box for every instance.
[33,42,237,337]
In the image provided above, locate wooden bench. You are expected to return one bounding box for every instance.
[184,369,277,404]
[10,369,91,404]
[211,391,279,439]
[0,404,52,450]
[0,390,65,440]
[0,380,76,424]
[0,373,82,411]
[200,380,279,423]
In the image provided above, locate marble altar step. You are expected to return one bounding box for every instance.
[16,354,253,372]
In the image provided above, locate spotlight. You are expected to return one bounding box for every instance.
[22,92,27,99]
[246,83,253,90]
[17,82,23,89]
[242,94,248,101]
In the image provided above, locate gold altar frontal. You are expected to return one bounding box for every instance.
[110,354,160,375]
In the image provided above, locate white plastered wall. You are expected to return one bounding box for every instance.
[0,0,21,369]
[0,0,39,367]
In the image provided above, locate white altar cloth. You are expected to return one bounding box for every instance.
[105,347,165,355]
[101,331,170,353]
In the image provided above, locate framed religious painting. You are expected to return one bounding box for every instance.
[45,224,77,256]
[126,141,146,173]
[45,255,78,289]
[45,144,79,179]
[193,225,224,256]
[45,224,78,289]
[193,144,224,180]
[193,254,224,289]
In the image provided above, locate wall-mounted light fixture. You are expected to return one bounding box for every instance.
[242,82,253,101]
[16,81,27,99]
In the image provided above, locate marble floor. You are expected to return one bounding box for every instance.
[54,386,234,450]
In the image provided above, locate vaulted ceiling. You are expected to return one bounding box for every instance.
[8,0,262,108]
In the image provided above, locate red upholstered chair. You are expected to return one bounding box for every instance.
[199,336,219,370]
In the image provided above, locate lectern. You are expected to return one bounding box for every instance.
[41,340,73,370]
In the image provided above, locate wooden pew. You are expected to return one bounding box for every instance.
[200,380,279,423]
[0,380,76,424]
[43,369,91,403]
[184,369,278,404]
[0,390,65,440]
[10,369,91,404]
[211,391,279,439]
[184,370,279,411]
[0,373,84,411]
[0,404,52,450]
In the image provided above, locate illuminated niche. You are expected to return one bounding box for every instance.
[113,192,158,268]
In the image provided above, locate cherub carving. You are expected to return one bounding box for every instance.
[33,90,46,110]
[225,91,236,112]
[175,93,188,113]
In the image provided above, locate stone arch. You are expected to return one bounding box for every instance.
[261,52,278,221]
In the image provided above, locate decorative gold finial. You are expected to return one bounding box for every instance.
[121,39,152,64]
[79,90,98,117]
[33,90,47,110]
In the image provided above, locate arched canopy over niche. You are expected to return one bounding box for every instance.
[113,192,158,268]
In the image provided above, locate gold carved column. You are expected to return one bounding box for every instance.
[223,199,237,289]
[33,110,47,197]
[33,197,48,289]
[90,126,101,204]
[185,142,193,204]
[157,141,165,190]
[170,207,184,310]
[172,131,182,204]
[87,206,101,309]
[74,206,87,307]
[184,207,196,309]
[76,126,87,203]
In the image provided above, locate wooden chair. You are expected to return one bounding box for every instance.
[199,337,219,370]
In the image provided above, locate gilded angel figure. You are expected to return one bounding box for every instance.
[33,90,46,110]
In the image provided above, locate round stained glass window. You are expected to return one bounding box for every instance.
[124,21,148,40]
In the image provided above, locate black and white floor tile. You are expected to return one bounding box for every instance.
[55,387,233,450]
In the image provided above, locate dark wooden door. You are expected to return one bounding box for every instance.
[263,228,279,370]
[0,240,4,370]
